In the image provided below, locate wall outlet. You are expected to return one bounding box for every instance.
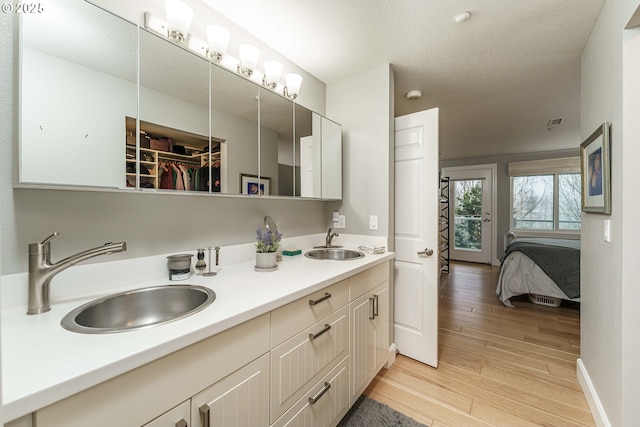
[335,214,346,229]
[369,215,378,230]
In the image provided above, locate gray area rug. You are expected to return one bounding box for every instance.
[338,395,428,427]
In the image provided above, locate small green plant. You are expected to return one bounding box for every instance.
[255,227,282,253]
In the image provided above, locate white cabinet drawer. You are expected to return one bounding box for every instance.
[271,279,349,348]
[270,306,349,423]
[349,261,389,301]
[271,356,350,427]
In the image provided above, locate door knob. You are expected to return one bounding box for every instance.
[417,248,434,256]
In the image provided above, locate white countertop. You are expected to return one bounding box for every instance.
[1,240,394,422]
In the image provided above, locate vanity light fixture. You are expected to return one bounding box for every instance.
[263,60,283,89]
[165,0,194,43]
[188,35,209,57]
[143,6,303,99]
[284,73,302,100]
[238,44,260,77]
[206,24,230,61]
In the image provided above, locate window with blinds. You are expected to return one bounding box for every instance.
[508,157,581,232]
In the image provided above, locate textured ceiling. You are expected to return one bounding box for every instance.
[201,0,605,160]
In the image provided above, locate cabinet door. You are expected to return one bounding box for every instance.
[143,400,190,427]
[191,353,269,427]
[373,283,390,374]
[350,281,390,402]
[350,290,377,400]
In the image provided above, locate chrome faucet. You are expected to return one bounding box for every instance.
[325,228,339,248]
[27,232,127,315]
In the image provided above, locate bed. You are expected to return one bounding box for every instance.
[496,233,581,307]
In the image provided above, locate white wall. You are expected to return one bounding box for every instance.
[326,64,394,238]
[579,1,640,425]
[621,21,640,426]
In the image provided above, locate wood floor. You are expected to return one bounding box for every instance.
[364,261,594,427]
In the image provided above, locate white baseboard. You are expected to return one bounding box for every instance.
[577,358,611,427]
[385,342,397,369]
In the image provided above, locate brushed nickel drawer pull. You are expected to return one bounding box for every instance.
[309,323,331,341]
[308,382,331,405]
[373,294,379,317]
[309,292,332,306]
[175,420,188,427]
[369,296,375,319]
[199,404,210,427]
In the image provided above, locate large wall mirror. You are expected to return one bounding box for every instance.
[18,0,341,199]
[211,64,259,195]
[20,0,137,188]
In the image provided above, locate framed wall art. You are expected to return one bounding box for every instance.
[240,173,271,196]
[580,122,611,214]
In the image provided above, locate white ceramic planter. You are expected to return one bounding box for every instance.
[255,252,277,271]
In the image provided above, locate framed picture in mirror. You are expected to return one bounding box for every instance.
[580,122,611,214]
[241,174,271,196]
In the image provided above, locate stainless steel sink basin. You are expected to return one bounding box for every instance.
[61,284,216,334]
[304,248,365,260]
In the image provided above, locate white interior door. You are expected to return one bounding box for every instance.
[441,165,496,264]
[393,108,439,368]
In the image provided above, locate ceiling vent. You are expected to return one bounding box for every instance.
[547,118,564,129]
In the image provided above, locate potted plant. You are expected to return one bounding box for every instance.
[255,227,282,270]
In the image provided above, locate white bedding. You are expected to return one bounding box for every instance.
[496,251,579,307]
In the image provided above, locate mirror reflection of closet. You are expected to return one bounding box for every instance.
[260,88,294,196]
[20,0,137,188]
[211,63,259,195]
[135,29,210,192]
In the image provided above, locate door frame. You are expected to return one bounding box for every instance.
[441,164,498,266]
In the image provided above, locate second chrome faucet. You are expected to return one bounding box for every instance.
[27,232,127,315]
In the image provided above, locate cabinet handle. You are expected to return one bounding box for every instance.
[309,323,331,341]
[175,420,188,427]
[309,292,332,306]
[369,296,375,319]
[373,294,379,318]
[199,404,210,427]
[308,382,331,405]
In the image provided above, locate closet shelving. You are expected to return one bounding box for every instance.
[125,117,217,189]
[439,177,450,274]
[126,146,158,188]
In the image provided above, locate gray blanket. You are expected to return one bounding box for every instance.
[501,238,580,298]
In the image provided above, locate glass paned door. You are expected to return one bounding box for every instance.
[442,164,495,264]
[453,180,483,251]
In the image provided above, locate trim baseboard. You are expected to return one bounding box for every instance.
[577,358,611,427]
[385,342,397,369]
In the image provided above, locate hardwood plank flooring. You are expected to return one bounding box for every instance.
[364,261,594,427]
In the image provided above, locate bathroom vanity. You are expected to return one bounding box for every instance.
[2,245,394,427]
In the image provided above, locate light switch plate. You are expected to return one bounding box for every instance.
[369,215,378,230]
[604,219,611,242]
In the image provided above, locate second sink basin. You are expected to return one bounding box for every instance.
[61,284,216,334]
[304,248,365,261]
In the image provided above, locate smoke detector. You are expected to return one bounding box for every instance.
[406,90,422,100]
[453,11,471,24]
